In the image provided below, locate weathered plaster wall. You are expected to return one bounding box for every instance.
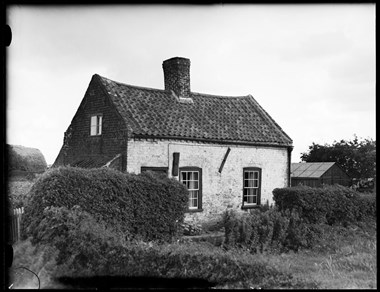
[127,138,289,224]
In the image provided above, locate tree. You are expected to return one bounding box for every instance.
[300,135,376,180]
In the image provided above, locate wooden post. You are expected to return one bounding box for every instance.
[172,152,180,176]
[218,147,231,173]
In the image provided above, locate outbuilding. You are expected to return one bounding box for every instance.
[291,162,351,187]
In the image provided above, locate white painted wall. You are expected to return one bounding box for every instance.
[127,138,289,224]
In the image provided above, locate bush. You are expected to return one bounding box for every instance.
[22,167,189,243]
[7,180,35,209]
[355,192,377,221]
[35,205,127,275]
[272,185,375,225]
[223,208,323,253]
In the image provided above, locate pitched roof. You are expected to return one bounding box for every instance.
[71,155,117,168]
[291,162,336,178]
[95,74,292,147]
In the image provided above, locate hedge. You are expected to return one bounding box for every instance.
[7,144,47,172]
[272,185,376,225]
[22,166,189,243]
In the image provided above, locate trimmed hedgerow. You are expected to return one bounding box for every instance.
[126,171,189,240]
[272,185,376,225]
[22,166,189,243]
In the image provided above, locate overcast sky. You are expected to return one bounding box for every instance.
[6,4,375,165]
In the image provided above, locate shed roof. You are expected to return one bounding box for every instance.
[95,74,293,147]
[291,162,336,178]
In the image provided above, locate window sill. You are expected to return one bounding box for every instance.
[186,208,203,213]
[241,205,260,210]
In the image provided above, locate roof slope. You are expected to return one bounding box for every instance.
[291,162,336,178]
[95,74,293,146]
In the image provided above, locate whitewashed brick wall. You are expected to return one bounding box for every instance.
[127,138,289,224]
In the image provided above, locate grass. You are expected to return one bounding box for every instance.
[253,220,377,289]
[10,219,376,289]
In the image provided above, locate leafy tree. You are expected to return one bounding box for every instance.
[300,135,376,180]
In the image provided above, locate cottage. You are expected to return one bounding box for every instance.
[53,57,293,223]
[291,162,351,187]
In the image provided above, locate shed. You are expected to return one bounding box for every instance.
[291,162,351,187]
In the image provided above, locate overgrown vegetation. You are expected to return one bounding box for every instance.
[223,207,324,253]
[223,185,376,254]
[10,168,376,289]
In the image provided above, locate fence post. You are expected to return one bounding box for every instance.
[11,207,24,243]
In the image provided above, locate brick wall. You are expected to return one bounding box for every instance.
[55,76,127,167]
[162,57,191,97]
[127,138,289,224]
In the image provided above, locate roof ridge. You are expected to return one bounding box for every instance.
[95,74,167,93]
[96,74,251,99]
[190,91,250,99]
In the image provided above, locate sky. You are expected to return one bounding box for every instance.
[6,4,376,165]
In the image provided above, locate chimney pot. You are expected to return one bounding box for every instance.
[162,57,191,97]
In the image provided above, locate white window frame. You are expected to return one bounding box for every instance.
[180,168,201,210]
[90,115,102,136]
[243,168,261,207]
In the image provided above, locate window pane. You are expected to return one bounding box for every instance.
[247,195,257,204]
[181,172,187,181]
[91,116,97,127]
[254,171,259,179]
[98,116,102,135]
[193,172,199,181]
[90,116,97,135]
[90,126,97,136]
[189,190,198,208]
[253,179,258,188]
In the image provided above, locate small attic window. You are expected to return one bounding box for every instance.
[90,115,102,136]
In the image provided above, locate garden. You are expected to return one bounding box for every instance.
[7,167,377,289]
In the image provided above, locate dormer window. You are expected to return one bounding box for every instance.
[90,115,102,136]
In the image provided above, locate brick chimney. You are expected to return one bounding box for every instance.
[162,57,191,98]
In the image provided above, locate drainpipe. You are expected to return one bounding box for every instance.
[287,146,293,187]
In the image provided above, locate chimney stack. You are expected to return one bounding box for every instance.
[162,57,191,98]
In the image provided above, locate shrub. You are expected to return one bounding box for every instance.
[272,185,375,225]
[222,208,323,253]
[7,180,35,209]
[355,192,377,221]
[35,205,127,274]
[22,166,189,243]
